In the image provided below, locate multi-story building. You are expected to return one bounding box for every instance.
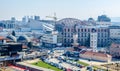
[56,18,109,47]
[110,43,120,58]
[0,20,16,29]
[90,30,97,52]
[109,25,120,43]
[41,31,59,48]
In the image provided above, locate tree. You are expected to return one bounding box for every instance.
[27,42,33,49]
[12,31,16,36]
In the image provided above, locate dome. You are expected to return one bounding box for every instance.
[57,18,85,26]
[55,18,88,32]
[17,35,30,42]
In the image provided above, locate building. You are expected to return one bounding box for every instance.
[56,18,109,47]
[0,36,22,65]
[109,26,120,43]
[0,36,7,44]
[34,16,40,21]
[0,43,22,67]
[109,26,120,39]
[90,29,97,52]
[110,43,120,58]
[0,43,22,57]
[41,31,58,48]
[96,22,112,26]
[0,20,16,29]
[80,51,112,62]
[97,15,111,22]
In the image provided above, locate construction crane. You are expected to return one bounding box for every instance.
[46,13,60,31]
[46,13,57,21]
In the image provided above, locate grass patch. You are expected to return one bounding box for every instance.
[76,61,89,66]
[32,61,62,71]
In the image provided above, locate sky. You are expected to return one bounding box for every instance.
[0,0,120,20]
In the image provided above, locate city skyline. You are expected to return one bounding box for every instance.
[0,0,120,20]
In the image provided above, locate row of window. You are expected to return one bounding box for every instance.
[63,38,108,43]
[64,28,108,32]
[63,33,108,37]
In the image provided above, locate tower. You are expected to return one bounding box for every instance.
[72,33,79,47]
[90,29,97,52]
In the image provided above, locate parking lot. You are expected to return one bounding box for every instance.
[48,58,82,70]
[44,49,86,71]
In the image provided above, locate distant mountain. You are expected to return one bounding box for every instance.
[111,17,120,22]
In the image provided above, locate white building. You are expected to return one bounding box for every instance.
[90,30,97,52]
[109,26,120,39]
[41,31,58,47]
[96,22,112,27]
[110,29,120,39]
[109,26,120,44]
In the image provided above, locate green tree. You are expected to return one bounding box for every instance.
[27,42,33,48]
[12,31,16,36]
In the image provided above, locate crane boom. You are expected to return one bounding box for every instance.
[46,13,57,21]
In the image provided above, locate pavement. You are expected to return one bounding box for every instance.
[23,59,40,63]
[0,67,17,71]
[48,49,86,71]
[48,58,81,70]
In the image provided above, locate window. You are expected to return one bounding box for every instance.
[81,29,83,32]
[101,33,103,37]
[64,29,66,32]
[68,39,70,42]
[64,39,66,43]
[68,29,70,32]
[98,33,100,37]
[71,39,73,43]
[85,29,86,32]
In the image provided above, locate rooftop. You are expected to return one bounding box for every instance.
[0,36,6,40]
[81,51,111,58]
[110,43,120,48]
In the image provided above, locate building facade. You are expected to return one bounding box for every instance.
[56,18,109,47]
[90,30,97,52]
[110,43,120,58]
[109,26,120,44]
[0,21,16,29]
[41,31,58,48]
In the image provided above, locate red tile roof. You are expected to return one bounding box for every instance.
[81,51,111,57]
[0,36,6,40]
[22,45,28,49]
[110,43,120,48]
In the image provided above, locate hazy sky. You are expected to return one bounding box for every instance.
[0,0,120,20]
